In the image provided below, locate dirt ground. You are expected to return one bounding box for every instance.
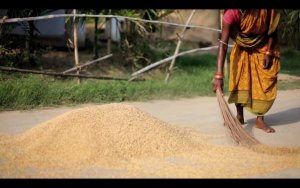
[278,73,300,82]
[1,88,300,178]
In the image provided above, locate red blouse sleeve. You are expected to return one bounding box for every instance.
[223,9,241,25]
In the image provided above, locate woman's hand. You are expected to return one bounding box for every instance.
[263,54,273,69]
[212,78,224,94]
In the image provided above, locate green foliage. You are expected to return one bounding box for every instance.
[281,47,300,59]
[119,31,171,70]
[278,48,300,75]
[281,9,300,50]
[117,9,176,70]
[0,9,57,67]
[0,35,52,68]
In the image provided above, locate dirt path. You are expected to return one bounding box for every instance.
[278,73,300,82]
[1,89,300,178]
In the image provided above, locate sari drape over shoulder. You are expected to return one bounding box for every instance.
[225,9,281,116]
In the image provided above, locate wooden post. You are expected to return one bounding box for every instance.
[107,18,111,55]
[73,9,80,84]
[220,10,228,79]
[165,10,196,84]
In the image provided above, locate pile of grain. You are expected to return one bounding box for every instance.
[1,103,300,178]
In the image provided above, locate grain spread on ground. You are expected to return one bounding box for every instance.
[1,103,300,178]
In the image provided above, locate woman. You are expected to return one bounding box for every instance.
[212,9,281,133]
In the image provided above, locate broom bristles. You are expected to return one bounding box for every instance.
[216,89,261,147]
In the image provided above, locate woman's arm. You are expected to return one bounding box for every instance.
[263,28,277,69]
[212,19,231,93]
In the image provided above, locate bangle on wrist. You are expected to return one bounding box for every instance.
[265,51,273,56]
[215,75,224,79]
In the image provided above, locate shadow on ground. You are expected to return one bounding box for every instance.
[242,107,300,136]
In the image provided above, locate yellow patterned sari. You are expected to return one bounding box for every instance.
[226,9,281,116]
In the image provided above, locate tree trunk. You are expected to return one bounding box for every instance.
[94,17,98,59]
[129,21,136,43]
[28,20,36,68]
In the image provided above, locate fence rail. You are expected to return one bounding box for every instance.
[0,66,146,81]
[131,45,234,77]
[0,13,222,33]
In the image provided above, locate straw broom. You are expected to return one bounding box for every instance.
[216,10,259,147]
[216,88,261,147]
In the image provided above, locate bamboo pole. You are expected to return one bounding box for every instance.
[0,14,222,33]
[165,10,196,84]
[63,54,113,74]
[220,10,228,79]
[0,66,146,81]
[131,45,234,77]
[73,9,80,84]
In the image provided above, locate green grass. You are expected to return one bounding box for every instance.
[0,53,227,111]
[278,80,300,90]
[0,74,226,111]
[0,47,300,111]
[279,48,300,76]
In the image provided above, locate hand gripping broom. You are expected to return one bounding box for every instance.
[216,88,261,147]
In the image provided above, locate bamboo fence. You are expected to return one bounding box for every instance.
[164,10,196,83]
[0,10,229,83]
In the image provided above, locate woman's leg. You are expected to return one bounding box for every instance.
[254,116,275,133]
[235,103,244,124]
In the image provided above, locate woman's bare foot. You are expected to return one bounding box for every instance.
[254,116,275,133]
